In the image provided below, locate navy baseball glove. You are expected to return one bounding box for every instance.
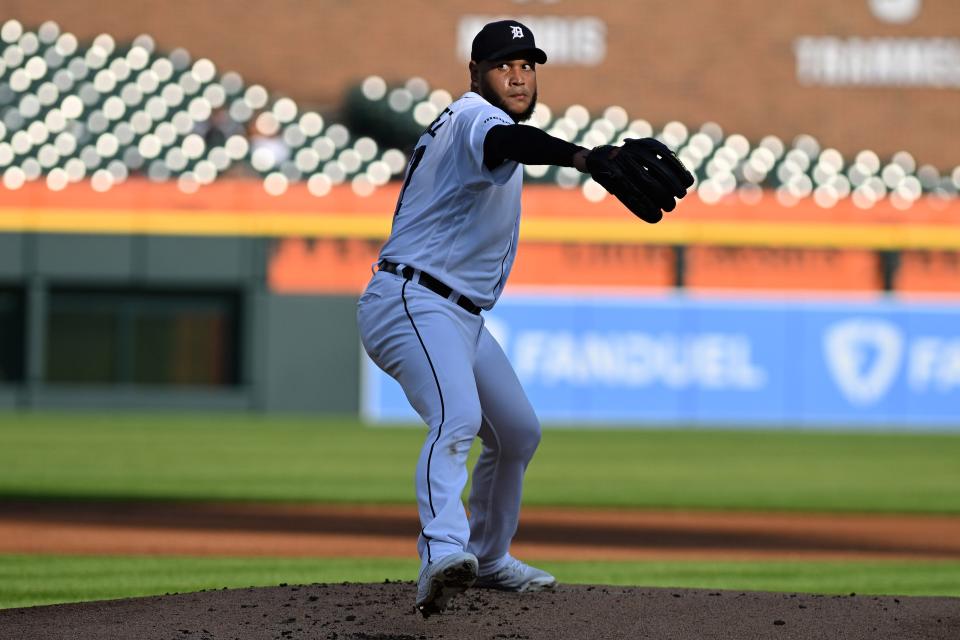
[586,138,695,224]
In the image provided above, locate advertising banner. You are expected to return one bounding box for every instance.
[362,294,960,429]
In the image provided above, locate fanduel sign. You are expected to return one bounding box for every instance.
[507,330,766,390]
[362,294,960,429]
[825,318,960,404]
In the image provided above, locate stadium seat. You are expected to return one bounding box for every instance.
[1,20,956,208]
[0,20,409,197]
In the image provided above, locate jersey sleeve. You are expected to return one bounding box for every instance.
[460,103,517,188]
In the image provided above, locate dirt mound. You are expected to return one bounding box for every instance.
[1,582,957,640]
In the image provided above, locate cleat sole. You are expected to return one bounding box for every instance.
[416,558,478,618]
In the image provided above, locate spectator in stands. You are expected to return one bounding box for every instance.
[247,111,289,173]
[199,107,243,149]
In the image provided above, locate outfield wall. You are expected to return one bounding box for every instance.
[0,232,360,413]
[2,180,959,424]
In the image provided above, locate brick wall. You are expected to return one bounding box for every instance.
[4,0,958,167]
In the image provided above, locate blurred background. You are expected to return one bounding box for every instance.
[0,0,958,423]
[1,0,960,611]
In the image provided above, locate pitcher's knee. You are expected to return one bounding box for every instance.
[504,416,541,461]
[436,404,483,443]
[522,420,543,458]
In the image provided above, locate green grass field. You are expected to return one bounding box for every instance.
[2,555,959,610]
[2,412,959,512]
[1,412,959,609]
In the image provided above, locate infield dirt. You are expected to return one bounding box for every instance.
[3,500,960,638]
[2,581,959,640]
[3,500,960,561]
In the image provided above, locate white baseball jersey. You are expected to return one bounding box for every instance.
[379,92,523,310]
[359,90,545,589]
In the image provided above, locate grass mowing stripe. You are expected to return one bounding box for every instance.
[547,560,960,598]
[1,413,959,512]
[1,555,959,610]
[0,555,419,610]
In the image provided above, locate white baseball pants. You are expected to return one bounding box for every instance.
[357,270,541,576]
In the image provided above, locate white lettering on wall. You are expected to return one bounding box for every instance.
[868,0,923,24]
[511,330,767,390]
[794,36,960,88]
[823,318,960,405]
[908,337,960,392]
[459,15,607,66]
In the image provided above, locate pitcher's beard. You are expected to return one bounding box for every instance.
[478,78,538,124]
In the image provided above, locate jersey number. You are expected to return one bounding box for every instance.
[393,145,426,218]
[392,107,453,217]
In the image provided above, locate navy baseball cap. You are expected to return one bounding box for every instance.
[471,20,548,64]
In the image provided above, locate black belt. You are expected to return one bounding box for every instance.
[378,260,481,315]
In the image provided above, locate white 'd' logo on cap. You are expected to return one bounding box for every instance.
[824,318,903,406]
[510,26,524,39]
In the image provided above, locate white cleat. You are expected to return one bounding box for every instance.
[415,551,479,618]
[473,555,557,592]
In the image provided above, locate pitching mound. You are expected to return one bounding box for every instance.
[2,582,957,639]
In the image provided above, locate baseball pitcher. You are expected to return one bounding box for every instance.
[357,19,693,618]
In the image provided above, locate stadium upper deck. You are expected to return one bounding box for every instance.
[1,19,957,214]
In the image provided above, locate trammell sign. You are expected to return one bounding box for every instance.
[794,0,960,88]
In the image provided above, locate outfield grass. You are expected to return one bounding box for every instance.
[2,554,958,610]
[2,413,958,608]
[1,412,958,512]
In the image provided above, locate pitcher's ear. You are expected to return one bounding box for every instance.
[469,60,479,92]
